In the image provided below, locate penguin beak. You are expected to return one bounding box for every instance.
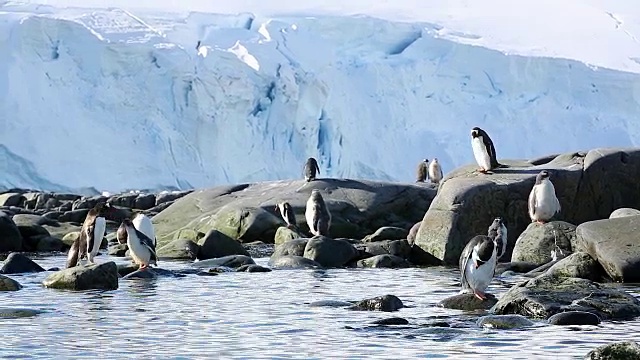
[474,261,480,269]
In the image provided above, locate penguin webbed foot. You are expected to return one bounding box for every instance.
[473,290,488,301]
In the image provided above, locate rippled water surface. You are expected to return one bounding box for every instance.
[2,254,640,359]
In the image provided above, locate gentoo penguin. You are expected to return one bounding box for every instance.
[428,158,443,184]
[416,159,429,182]
[470,127,504,173]
[116,213,157,246]
[122,218,158,270]
[528,170,561,224]
[487,217,508,261]
[304,157,321,182]
[305,189,331,236]
[66,202,112,268]
[459,235,498,300]
[275,201,297,229]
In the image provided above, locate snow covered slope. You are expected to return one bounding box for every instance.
[2,1,640,192]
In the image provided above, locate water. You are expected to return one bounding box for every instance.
[2,254,639,359]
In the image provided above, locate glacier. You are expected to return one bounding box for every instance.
[2,1,640,193]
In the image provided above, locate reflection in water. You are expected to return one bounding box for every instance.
[1,255,639,359]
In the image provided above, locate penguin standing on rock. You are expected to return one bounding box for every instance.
[304,157,321,182]
[487,217,508,261]
[428,158,443,184]
[122,218,158,271]
[470,127,504,173]
[528,170,561,224]
[459,235,497,300]
[305,189,331,236]
[275,201,297,229]
[416,159,429,182]
[66,202,112,268]
[116,213,156,246]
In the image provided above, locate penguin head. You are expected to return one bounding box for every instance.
[473,238,496,269]
[423,158,429,163]
[471,127,481,138]
[536,170,551,184]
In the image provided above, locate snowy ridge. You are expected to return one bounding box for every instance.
[1,2,640,192]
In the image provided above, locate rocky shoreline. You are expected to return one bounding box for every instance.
[2,147,640,358]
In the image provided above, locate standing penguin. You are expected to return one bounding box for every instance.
[305,189,331,236]
[116,213,156,246]
[528,170,561,224]
[416,159,429,182]
[459,235,498,300]
[304,157,321,182]
[122,218,158,270]
[66,202,112,268]
[487,217,508,261]
[470,127,504,173]
[428,158,443,184]
[275,202,297,229]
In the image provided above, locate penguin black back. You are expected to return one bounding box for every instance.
[471,127,504,169]
[416,159,428,182]
[304,157,320,182]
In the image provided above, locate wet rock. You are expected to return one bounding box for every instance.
[122,269,158,279]
[303,235,358,268]
[0,274,23,291]
[108,244,129,257]
[242,241,274,258]
[371,317,409,325]
[575,215,640,282]
[357,239,412,260]
[267,255,322,269]
[197,229,250,260]
[357,254,411,268]
[58,209,89,223]
[156,239,199,260]
[42,262,119,290]
[496,261,541,274]
[0,193,25,207]
[272,238,309,258]
[511,221,576,266]
[408,245,442,266]
[274,226,304,246]
[61,231,80,247]
[192,255,255,269]
[0,253,45,274]
[609,208,640,219]
[439,293,498,311]
[363,226,408,242]
[584,341,640,360]
[548,311,601,326]
[492,275,640,320]
[0,307,43,319]
[543,252,606,282]
[34,236,67,252]
[406,221,421,246]
[309,300,353,307]
[349,295,404,312]
[0,211,22,252]
[476,314,534,329]
[117,263,139,277]
[43,223,81,242]
[134,194,156,210]
[236,264,272,272]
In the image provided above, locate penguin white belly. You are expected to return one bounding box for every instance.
[428,164,442,183]
[464,257,495,293]
[128,237,151,265]
[133,214,156,246]
[471,138,492,171]
[533,184,560,221]
[305,203,316,235]
[89,217,106,262]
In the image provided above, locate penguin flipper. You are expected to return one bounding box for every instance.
[86,224,95,255]
[66,239,80,268]
[528,189,537,220]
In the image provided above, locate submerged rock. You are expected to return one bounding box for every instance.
[191,255,255,269]
[439,293,498,311]
[267,255,322,269]
[42,262,119,290]
[0,274,22,291]
[371,317,409,326]
[584,341,640,360]
[356,254,411,268]
[0,252,45,274]
[236,264,271,272]
[548,311,601,326]
[476,315,534,329]
[349,295,404,312]
[511,221,577,266]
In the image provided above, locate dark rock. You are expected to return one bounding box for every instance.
[107,193,137,208]
[496,261,541,274]
[72,196,108,211]
[511,221,577,265]
[197,229,250,260]
[274,226,305,245]
[156,239,199,260]
[548,311,601,326]
[0,211,22,252]
[0,307,43,319]
[303,236,358,267]
[42,262,119,290]
[155,190,192,206]
[357,254,411,268]
[357,239,412,259]
[0,252,45,274]
[439,293,498,311]
[34,235,67,252]
[349,295,404,312]
[492,275,640,320]
[108,244,129,257]
[122,269,158,279]
[584,341,640,360]
[58,209,89,223]
[47,267,60,271]
[272,238,309,258]
[192,255,255,269]
[309,300,353,307]
[408,245,442,266]
[543,252,606,282]
[117,263,139,277]
[236,264,272,272]
[406,221,421,246]
[476,315,534,329]
[267,255,322,269]
[0,274,22,291]
[42,211,63,221]
[134,194,156,210]
[0,193,25,207]
[609,208,640,219]
[363,226,408,242]
[575,215,640,282]
[371,317,409,325]
[242,241,274,258]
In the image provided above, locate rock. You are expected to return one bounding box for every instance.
[415,149,640,265]
[309,300,353,307]
[0,193,24,207]
[274,226,304,245]
[548,311,601,326]
[303,236,358,267]
[61,231,80,247]
[511,221,576,266]
[584,341,640,360]
[406,222,421,246]
[272,238,309,258]
[496,261,541,274]
[12,213,58,227]
[0,211,22,252]
[33,236,67,252]
[371,317,409,326]
[117,263,139,277]
[236,264,272,272]
[42,211,63,221]
[357,239,412,260]
[0,253,45,274]
[197,229,250,260]
[543,252,606,282]
[439,293,498,311]
[108,244,129,256]
[408,245,442,266]
[609,208,640,219]
[43,223,81,241]
[156,239,200,260]
[153,179,436,248]
[0,275,22,291]
[191,255,255,269]
[357,254,411,268]
[155,190,192,206]
[58,209,89,223]
[349,295,404,312]
[492,275,640,320]
[0,307,43,319]
[242,241,274,258]
[575,215,640,282]
[267,255,322,269]
[72,196,108,211]
[476,315,534,329]
[134,194,156,210]
[122,269,158,279]
[42,262,119,290]
[363,226,408,242]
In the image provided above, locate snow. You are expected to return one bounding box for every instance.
[1,0,640,193]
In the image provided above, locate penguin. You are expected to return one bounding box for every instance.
[528,170,561,224]
[303,157,321,182]
[116,222,127,244]
[275,201,297,229]
[428,158,443,184]
[66,202,112,268]
[459,235,497,300]
[470,127,504,173]
[487,217,508,261]
[305,189,331,236]
[122,218,158,271]
[116,213,156,246]
[416,159,429,182]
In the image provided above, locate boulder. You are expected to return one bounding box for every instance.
[58,209,89,223]
[191,255,255,269]
[43,223,82,241]
[511,221,577,265]
[492,274,640,320]
[0,274,22,291]
[61,231,81,247]
[0,193,24,207]
[356,239,412,259]
[156,239,200,260]
[42,262,119,290]
[476,315,534,329]
[236,264,272,272]
[267,255,322,269]
[134,194,156,210]
[274,226,304,246]
[243,241,274,258]
[152,179,436,248]
[575,215,640,282]
[108,244,129,256]
[547,311,601,326]
[155,190,192,206]
[543,252,606,282]
[439,293,498,311]
[12,214,57,227]
[1,253,45,274]
[415,148,640,265]
[197,229,250,260]
[303,236,358,268]
[362,226,408,242]
[349,295,404,312]
[406,222,421,246]
[34,236,68,252]
[609,208,640,219]
[271,239,308,258]
[356,254,411,268]
[0,211,22,252]
[584,341,640,360]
